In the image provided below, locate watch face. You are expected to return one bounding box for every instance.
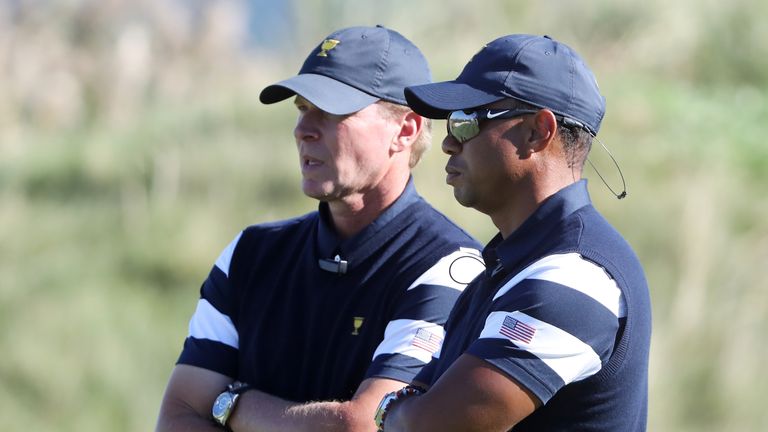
[212,392,233,418]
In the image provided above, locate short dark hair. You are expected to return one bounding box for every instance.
[559,125,593,171]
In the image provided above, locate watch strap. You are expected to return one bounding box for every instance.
[374,385,425,431]
[228,381,251,395]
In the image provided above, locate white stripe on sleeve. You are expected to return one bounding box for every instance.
[493,253,626,318]
[372,319,445,364]
[406,248,484,291]
[479,310,602,384]
[214,231,243,277]
[188,299,239,349]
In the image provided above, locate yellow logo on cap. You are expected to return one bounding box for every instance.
[317,39,340,57]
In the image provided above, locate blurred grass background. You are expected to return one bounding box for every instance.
[1,0,767,430]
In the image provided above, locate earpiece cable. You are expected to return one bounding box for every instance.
[587,136,627,199]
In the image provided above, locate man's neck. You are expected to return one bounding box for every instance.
[492,177,576,239]
[327,175,409,239]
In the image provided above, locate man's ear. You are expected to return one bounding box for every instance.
[529,109,558,153]
[392,111,424,152]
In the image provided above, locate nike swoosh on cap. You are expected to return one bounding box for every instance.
[486,109,510,119]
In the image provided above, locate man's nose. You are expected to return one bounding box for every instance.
[442,134,462,155]
[294,113,320,143]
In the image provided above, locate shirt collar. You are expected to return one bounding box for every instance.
[482,180,592,276]
[316,177,420,259]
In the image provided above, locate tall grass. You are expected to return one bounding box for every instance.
[1,1,767,430]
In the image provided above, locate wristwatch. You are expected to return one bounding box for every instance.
[373,386,424,431]
[212,381,251,428]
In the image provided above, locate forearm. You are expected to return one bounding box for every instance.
[155,401,226,432]
[229,389,369,432]
[155,365,233,432]
[383,355,540,431]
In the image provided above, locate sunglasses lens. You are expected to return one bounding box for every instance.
[448,111,479,143]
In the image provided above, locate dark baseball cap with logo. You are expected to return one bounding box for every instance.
[405,34,606,135]
[259,25,431,115]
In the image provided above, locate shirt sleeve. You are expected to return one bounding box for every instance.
[466,253,626,404]
[176,232,243,378]
[365,248,485,383]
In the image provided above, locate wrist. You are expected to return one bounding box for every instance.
[374,385,425,431]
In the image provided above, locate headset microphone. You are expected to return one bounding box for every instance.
[588,135,627,200]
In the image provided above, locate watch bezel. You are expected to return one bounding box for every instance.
[374,392,399,430]
[374,386,425,431]
[212,383,250,427]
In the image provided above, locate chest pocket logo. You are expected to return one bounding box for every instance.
[351,316,365,335]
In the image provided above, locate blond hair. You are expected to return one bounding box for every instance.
[377,101,432,168]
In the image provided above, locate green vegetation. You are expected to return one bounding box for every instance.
[1,1,767,430]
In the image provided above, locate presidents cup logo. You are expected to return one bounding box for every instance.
[317,39,340,57]
[351,316,364,335]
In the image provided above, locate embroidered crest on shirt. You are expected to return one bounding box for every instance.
[411,328,443,354]
[499,315,536,343]
[351,317,364,335]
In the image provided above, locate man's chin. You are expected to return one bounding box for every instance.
[302,190,328,201]
[452,189,469,207]
[302,182,336,201]
[453,190,479,211]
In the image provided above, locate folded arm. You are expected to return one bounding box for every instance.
[229,375,406,432]
[155,365,231,432]
[383,354,541,432]
[155,364,406,432]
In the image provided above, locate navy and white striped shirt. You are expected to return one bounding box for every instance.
[177,180,483,402]
[415,180,651,431]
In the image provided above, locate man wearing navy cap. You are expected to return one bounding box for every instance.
[155,26,483,432]
[376,35,651,431]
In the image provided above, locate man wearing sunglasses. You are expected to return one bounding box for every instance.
[375,34,651,431]
[156,26,483,432]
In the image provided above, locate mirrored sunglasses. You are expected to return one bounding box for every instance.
[446,108,539,143]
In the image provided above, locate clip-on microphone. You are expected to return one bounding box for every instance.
[319,254,348,274]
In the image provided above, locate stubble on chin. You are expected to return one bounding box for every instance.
[301,179,339,202]
[451,187,470,208]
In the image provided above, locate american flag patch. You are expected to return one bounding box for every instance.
[411,328,443,354]
[499,315,536,343]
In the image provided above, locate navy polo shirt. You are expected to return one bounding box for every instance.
[415,180,652,431]
[177,179,484,402]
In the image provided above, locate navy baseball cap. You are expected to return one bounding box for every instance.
[259,25,431,115]
[405,34,606,135]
